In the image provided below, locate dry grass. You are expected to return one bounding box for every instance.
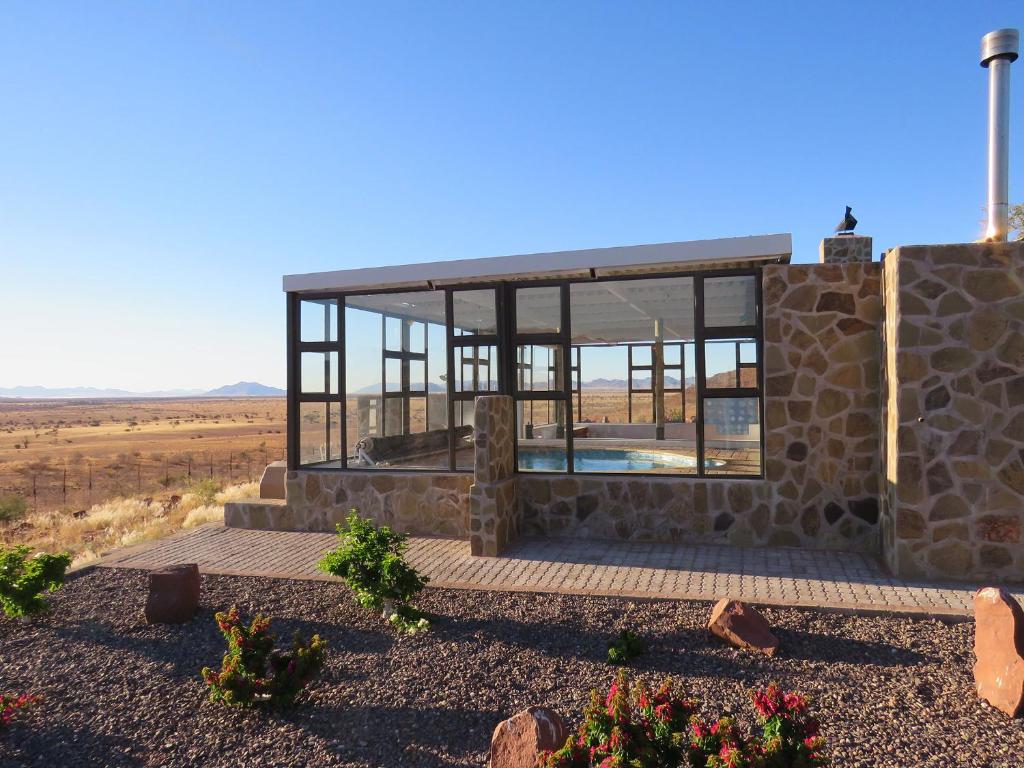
[0,481,259,568]
[0,397,286,513]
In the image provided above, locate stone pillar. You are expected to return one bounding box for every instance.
[469,395,518,556]
[882,242,1024,580]
[820,235,872,264]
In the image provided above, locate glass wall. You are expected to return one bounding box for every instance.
[344,290,449,469]
[294,299,342,467]
[513,285,568,472]
[570,276,699,474]
[451,287,500,469]
[290,268,762,477]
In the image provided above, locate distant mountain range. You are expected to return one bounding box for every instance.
[582,376,695,389]
[0,381,285,399]
[350,377,697,393]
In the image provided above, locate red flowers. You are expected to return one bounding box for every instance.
[538,672,828,768]
[0,693,41,727]
[200,605,325,708]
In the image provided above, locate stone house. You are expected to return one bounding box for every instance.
[227,233,1024,582]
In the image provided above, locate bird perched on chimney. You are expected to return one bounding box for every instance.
[835,206,858,234]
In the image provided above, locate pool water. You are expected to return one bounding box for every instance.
[518,447,716,473]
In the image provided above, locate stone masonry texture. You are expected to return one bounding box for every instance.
[882,242,1024,581]
[820,235,873,265]
[226,472,472,538]
[469,395,519,556]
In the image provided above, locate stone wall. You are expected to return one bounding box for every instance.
[226,470,473,538]
[882,242,1024,580]
[820,235,873,264]
[762,262,883,552]
[519,475,775,545]
[469,396,520,555]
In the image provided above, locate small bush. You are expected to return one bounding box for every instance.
[201,605,325,707]
[0,693,41,727]
[539,671,827,768]
[189,478,221,506]
[0,493,27,522]
[0,546,72,618]
[606,629,646,665]
[317,510,428,631]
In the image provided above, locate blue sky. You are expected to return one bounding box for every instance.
[1,2,1020,390]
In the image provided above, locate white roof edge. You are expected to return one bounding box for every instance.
[282,233,792,293]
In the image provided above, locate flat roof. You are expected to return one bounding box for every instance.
[283,233,792,294]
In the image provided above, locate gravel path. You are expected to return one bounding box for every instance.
[0,568,1021,767]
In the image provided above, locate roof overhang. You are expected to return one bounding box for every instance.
[283,233,792,294]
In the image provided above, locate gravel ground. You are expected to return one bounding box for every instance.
[0,568,1021,768]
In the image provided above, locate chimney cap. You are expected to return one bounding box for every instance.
[981,28,1019,67]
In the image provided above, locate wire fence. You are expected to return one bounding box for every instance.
[5,443,288,514]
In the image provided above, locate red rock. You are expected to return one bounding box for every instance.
[489,706,568,768]
[708,598,779,656]
[144,563,200,624]
[973,587,1024,717]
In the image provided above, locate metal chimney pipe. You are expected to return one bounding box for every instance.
[980,28,1019,241]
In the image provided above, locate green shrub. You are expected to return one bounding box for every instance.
[0,493,27,522]
[606,629,646,665]
[317,510,428,632]
[201,605,325,707]
[190,478,220,506]
[0,546,72,619]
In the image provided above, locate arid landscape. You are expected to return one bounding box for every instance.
[0,397,286,515]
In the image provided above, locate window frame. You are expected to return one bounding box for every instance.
[286,267,764,479]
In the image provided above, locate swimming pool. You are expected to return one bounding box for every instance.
[518,447,722,472]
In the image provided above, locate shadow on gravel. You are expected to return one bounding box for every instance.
[294,703,498,768]
[0,722,143,768]
[49,613,394,680]
[429,614,773,680]
[776,629,935,666]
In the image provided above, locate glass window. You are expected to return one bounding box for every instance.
[344,291,449,469]
[568,276,698,474]
[704,338,758,389]
[456,345,496,392]
[516,344,564,392]
[516,286,561,334]
[453,289,497,336]
[298,402,342,467]
[704,275,757,328]
[300,351,339,395]
[703,397,761,476]
[516,399,568,473]
[453,400,476,470]
[300,299,337,343]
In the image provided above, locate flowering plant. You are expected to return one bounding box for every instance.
[539,669,697,768]
[317,510,429,631]
[201,605,325,707]
[0,693,41,727]
[750,684,825,768]
[538,672,827,768]
[0,545,72,618]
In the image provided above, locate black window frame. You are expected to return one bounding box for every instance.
[286,267,764,479]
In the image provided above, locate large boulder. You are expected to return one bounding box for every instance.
[144,563,200,624]
[489,706,568,768]
[708,598,779,656]
[974,587,1024,717]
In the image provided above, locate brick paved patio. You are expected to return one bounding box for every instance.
[98,523,1011,619]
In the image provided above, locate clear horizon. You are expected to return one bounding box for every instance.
[2,2,1020,391]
